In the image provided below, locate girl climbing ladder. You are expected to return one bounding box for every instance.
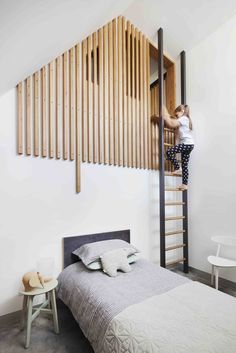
[163,104,194,190]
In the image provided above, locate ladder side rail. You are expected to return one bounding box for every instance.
[158,28,165,268]
[180,50,189,273]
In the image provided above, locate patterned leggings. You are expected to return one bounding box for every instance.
[166,144,194,185]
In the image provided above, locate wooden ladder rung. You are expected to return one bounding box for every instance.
[164,127,174,133]
[166,257,186,266]
[165,172,182,177]
[164,143,173,147]
[165,202,185,206]
[165,229,186,236]
[165,216,185,221]
[165,244,186,251]
[165,187,183,192]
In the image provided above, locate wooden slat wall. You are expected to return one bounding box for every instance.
[16,15,176,192]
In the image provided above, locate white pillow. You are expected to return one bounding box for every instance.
[100,248,132,277]
[87,253,138,270]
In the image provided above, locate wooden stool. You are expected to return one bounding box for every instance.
[19,278,59,348]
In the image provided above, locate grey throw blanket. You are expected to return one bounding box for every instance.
[57,259,188,353]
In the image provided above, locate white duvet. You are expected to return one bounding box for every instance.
[101,281,236,353]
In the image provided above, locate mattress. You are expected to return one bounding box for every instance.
[57,259,236,353]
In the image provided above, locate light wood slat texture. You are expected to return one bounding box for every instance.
[34,72,39,156]
[41,66,47,157]
[166,258,186,266]
[98,27,104,164]
[131,24,136,168]
[165,216,185,221]
[165,244,186,251]
[135,29,140,168]
[49,61,54,158]
[87,35,93,163]
[165,201,185,206]
[17,82,23,154]
[75,43,81,193]
[165,230,185,236]
[93,31,98,164]
[127,21,131,167]
[108,21,114,165]
[139,32,144,168]
[16,15,178,192]
[165,187,183,191]
[165,171,182,177]
[118,17,123,166]
[147,40,151,169]
[103,24,109,164]
[69,48,75,161]
[82,40,88,162]
[63,52,68,160]
[143,36,148,169]
[56,56,62,159]
[26,77,31,155]
[113,19,118,166]
[122,17,127,167]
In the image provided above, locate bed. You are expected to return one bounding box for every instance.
[57,230,236,353]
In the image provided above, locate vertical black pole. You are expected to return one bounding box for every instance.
[158,28,165,268]
[180,50,189,273]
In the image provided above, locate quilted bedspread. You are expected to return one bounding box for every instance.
[101,281,236,353]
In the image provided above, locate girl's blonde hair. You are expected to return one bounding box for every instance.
[175,104,193,130]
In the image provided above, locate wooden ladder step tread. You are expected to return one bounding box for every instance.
[165,172,182,177]
[165,244,186,251]
[165,216,185,221]
[165,187,183,192]
[165,229,186,236]
[164,143,174,147]
[166,258,186,266]
[164,127,174,132]
[165,202,185,206]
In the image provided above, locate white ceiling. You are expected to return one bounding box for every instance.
[124,0,236,58]
[1,0,236,96]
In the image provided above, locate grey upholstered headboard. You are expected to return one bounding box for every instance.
[63,229,130,268]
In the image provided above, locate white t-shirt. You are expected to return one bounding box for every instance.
[177,115,194,145]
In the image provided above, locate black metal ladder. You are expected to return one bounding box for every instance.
[158,28,188,273]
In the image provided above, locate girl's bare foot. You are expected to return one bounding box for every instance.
[178,184,188,191]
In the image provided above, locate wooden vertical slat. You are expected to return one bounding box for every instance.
[166,64,176,114]
[118,17,123,166]
[76,43,81,193]
[82,40,88,162]
[87,36,93,163]
[135,29,140,168]
[143,37,148,169]
[93,31,98,163]
[26,77,31,155]
[131,25,136,168]
[49,61,54,158]
[34,72,39,156]
[98,28,104,164]
[122,17,127,167]
[17,83,23,154]
[139,32,144,168]
[103,24,109,164]
[56,56,62,159]
[41,66,47,157]
[69,48,75,161]
[108,21,114,165]
[63,52,68,160]
[127,21,131,167]
[113,19,118,166]
[146,40,151,169]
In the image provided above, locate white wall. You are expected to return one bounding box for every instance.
[187,13,236,282]
[0,88,183,316]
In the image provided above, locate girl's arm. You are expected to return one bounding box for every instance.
[162,106,180,129]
